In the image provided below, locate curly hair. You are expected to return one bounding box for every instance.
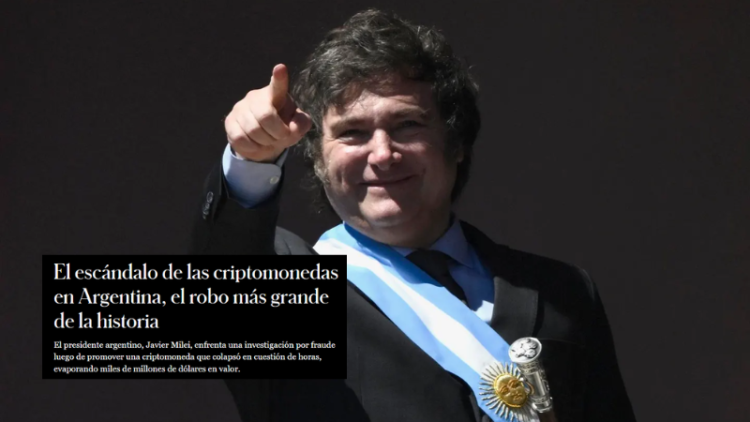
[291,8,480,207]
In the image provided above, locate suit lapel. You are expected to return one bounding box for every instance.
[460,221,538,344]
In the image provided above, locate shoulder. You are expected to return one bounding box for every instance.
[460,220,595,302]
[507,248,599,334]
[274,226,317,255]
[507,247,594,298]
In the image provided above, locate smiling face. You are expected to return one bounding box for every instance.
[319,76,462,248]
[495,375,528,408]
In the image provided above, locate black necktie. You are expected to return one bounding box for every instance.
[407,249,468,304]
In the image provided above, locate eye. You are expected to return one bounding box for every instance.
[338,129,369,141]
[397,120,422,129]
[341,129,364,136]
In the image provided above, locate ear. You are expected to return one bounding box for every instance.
[314,159,328,182]
[455,145,465,163]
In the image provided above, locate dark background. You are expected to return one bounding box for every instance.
[2,0,748,421]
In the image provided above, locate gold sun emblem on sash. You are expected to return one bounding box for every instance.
[480,362,535,422]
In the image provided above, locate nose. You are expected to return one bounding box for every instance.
[367,129,402,170]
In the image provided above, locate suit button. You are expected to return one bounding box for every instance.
[269,176,280,185]
[202,192,214,220]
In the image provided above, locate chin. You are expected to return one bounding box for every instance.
[361,199,418,228]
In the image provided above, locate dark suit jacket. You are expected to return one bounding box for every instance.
[191,164,636,422]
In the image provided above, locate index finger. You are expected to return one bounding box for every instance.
[269,64,289,111]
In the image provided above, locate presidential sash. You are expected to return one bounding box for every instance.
[314,224,539,422]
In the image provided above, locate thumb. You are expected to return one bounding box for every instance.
[289,109,313,139]
[269,64,289,111]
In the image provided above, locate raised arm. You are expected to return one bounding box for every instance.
[190,65,312,255]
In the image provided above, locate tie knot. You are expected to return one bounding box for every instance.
[407,249,453,277]
[406,249,466,303]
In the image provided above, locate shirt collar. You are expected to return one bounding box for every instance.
[392,217,476,270]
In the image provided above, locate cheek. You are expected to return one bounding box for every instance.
[323,147,363,191]
[424,154,457,190]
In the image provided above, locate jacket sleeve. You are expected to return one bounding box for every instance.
[189,162,282,255]
[580,270,637,421]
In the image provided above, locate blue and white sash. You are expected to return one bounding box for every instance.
[314,224,538,422]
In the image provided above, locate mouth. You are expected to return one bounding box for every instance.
[361,175,415,187]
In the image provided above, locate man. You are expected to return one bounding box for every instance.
[191,9,635,422]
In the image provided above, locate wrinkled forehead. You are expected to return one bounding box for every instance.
[323,76,436,122]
